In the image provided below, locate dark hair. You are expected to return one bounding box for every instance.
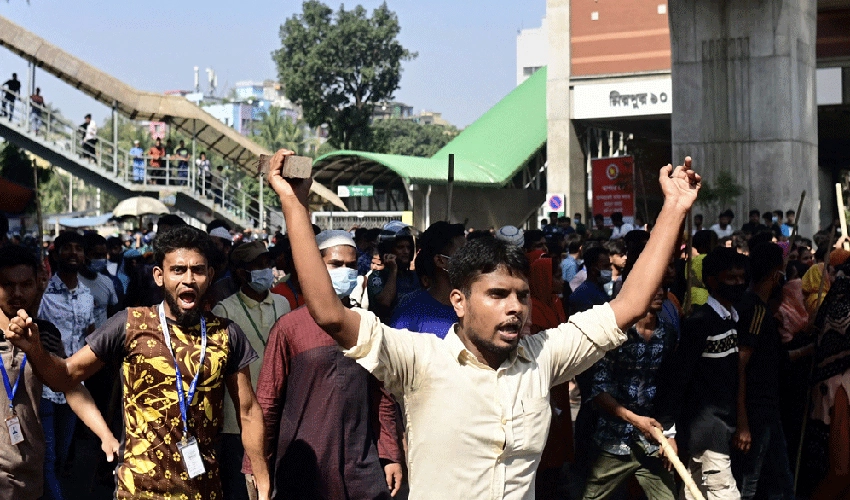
[749,230,775,249]
[158,214,186,229]
[604,239,626,256]
[447,236,529,295]
[694,213,703,221]
[749,209,760,217]
[523,230,544,251]
[0,245,39,275]
[466,230,490,241]
[693,230,717,255]
[749,243,784,283]
[207,219,231,233]
[0,213,8,237]
[611,212,623,221]
[703,247,748,281]
[567,235,582,254]
[354,228,368,242]
[786,210,795,216]
[54,231,85,253]
[720,209,735,219]
[153,226,214,267]
[418,222,465,279]
[583,246,611,272]
[106,236,122,248]
[83,233,107,251]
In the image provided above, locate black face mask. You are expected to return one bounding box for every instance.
[716,283,747,304]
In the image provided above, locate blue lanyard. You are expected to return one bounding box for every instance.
[158,304,206,439]
[0,353,26,415]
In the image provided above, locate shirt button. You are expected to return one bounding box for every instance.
[501,417,507,425]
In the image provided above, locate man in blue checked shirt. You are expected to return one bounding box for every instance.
[581,286,678,500]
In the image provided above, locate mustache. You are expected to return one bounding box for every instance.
[496,320,522,332]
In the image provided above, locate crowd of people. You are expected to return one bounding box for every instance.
[0,152,848,500]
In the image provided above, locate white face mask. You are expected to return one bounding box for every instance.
[248,268,275,293]
[328,267,358,298]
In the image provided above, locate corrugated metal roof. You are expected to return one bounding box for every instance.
[313,66,547,187]
[0,15,345,209]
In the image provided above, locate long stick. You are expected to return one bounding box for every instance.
[650,427,705,500]
[789,190,806,248]
[837,183,848,251]
[446,154,454,223]
[793,225,837,493]
[683,213,694,314]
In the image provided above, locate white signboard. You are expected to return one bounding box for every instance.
[573,77,672,119]
[544,193,565,214]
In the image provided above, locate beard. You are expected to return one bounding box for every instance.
[163,290,202,329]
[57,261,80,274]
[466,326,517,357]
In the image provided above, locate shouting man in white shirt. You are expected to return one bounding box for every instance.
[267,149,701,499]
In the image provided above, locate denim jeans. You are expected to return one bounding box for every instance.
[735,412,795,500]
[40,398,78,500]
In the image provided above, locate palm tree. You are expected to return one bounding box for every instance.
[253,107,307,155]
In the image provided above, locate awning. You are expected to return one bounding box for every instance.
[312,66,547,187]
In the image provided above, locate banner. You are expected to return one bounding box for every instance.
[591,156,635,224]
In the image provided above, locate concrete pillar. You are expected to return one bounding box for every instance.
[547,0,586,218]
[669,0,819,236]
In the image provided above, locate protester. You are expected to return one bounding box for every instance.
[569,246,612,315]
[248,230,404,499]
[269,238,305,311]
[82,114,98,163]
[582,287,677,500]
[609,212,633,240]
[658,247,748,500]
[692,213,704,234]
[147,138,165,184]
[30,87,44,134]
[389,221,465,337]
[367,226,419,320]
[1,72,21,120]
[212,241,290,500]
[561,236,582,284]
[130,140,145,183]
[742,210,765,235]
[711,209,735,238]
[6,226,270,499]
[36,232,97,500]
[265,148,701,498]
[0,245,119,500]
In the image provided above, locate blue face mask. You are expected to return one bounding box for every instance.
[90,259,107,273]
[329,267,358,298]
[248,268,275,293]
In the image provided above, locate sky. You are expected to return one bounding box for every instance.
[0,0,546,129]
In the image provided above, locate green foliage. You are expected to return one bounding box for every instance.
[252,108,308,156]
[370,119,457,157]
[697,170,745,215]
[0,142,46,188]
[274,1,416,150]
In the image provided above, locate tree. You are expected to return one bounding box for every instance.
[252,108,308,155]
[697,170,745,217]
[274,1,416,150]
[371,119,457,157]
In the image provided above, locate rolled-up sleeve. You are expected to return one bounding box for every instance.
[535,303,626,387]
[344,308,420,397]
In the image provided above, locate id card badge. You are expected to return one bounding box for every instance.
[177,436,206,479]
[6,416,23,445]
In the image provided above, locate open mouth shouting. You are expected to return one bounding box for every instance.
[177,288,199,310]
[496,320,522,343]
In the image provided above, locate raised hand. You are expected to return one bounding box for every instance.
[659,156,701,213]
[267,149,312,207]
[6,309,42,355]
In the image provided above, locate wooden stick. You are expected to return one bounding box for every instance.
[650,427,705,500]
[837,183,848,251]
[789,190,806,247]
[683,213,694,315]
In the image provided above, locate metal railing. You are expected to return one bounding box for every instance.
[0,89,271,228]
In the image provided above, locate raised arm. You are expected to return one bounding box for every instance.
[267,149,361,348]
[609,158,700,330]
[6,310,103,391]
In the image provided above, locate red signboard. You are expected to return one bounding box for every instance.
[592,156,636,224]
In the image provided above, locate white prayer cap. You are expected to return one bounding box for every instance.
[316,230,356,250]
[495,225,524,247]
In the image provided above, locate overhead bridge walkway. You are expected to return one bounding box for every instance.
[0,14,344,228]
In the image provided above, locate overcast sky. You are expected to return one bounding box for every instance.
[0,0,547,128]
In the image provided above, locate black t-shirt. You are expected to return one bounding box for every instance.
[736,292,784,411]
[4,79,21,98]
[86,309,257,376]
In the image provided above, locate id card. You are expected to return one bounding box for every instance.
[177,436,206,479]
[6,416,23,445]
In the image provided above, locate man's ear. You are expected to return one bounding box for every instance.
[153,266,164,287]
[450,289,466,318]
[208,265,216,283]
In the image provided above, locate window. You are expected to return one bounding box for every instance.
[523,66,542,77]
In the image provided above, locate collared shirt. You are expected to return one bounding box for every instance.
[589,319,677,456]
[38,274,95,405]
[212,290,290,434]
[610,224,634,240]
[78,272,118,328]
[569,280,610,314]
[560,256,579,283]
[345,304,625,499]
[706,295,739,322]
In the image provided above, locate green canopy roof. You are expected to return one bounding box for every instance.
[312,66,547,187]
